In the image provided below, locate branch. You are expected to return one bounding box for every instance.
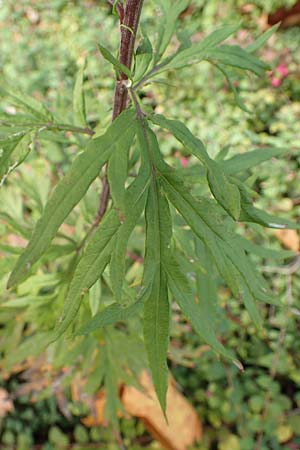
[97,0,144,224]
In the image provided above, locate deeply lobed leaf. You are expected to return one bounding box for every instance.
[150,114,241,219]
[8,109,136,288]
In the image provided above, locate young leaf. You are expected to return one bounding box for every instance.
[73,62,87,127]
[8,109,136,288]
[134,34,153,82]
[150,114,241,219]
[98,44,132,79]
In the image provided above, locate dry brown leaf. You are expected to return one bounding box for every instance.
[81,391,107,427]
[122,371,202,450]
[274,229,300,252]
[71,374,108,427]
[0,388,14,417]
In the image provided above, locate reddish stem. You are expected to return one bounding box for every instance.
[96,0,144,225]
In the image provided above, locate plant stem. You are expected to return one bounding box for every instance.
[96,0,144,225]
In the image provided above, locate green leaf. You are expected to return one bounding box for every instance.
[73,62,87,127]
[205,45,269,77]
[0,85,53,121]
[159,168,272,304]
[223,146,292,175]
[143,179,171,414]
[215,145,231,161]
[214,63,250,113]
[50,209,120,342]
[0,132,34,185]
[107,124,132,213]
[241,204,300,230]
[76,297,145,335]
[155,0,190,61]
[165,253,235,360]
[242,284,262,329]
[8,109,136,288]
[162,24,239,70]
[103,331,122,427]
[144,266,169,414]
[89,280,102,317]
[134,34,153,82]
[246,24,279,53]
[5,332,51,369]
[133,122,172,413]
[238,182,300,229]
[84,355,105,394]
[239,237,295,260]
[150,114,240,219]
[98,44,132,79]
[111,0,119,16]
[110,135,151,301]
[0,212,31,239]
[53,152,151,340]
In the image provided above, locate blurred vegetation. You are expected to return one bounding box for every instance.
[0,1,300,449]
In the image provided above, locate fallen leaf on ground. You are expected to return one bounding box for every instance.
[122,371,202,450]
[274,229,299,252]
[0,388,14,417]
[81,391,107,427]
[71,374,108,427]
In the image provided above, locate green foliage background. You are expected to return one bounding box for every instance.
[1,1,300,449]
